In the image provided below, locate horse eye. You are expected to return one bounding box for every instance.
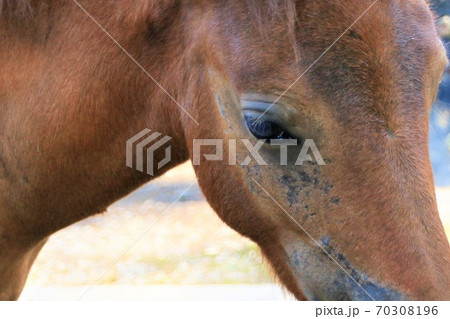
[244,115,292,141]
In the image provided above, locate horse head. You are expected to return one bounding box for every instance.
[185,0,450,300]
[0,0,449,301]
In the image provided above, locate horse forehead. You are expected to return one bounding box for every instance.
[300,0,437,62]
[298,0,439,110]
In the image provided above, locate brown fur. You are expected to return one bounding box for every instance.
[0,0,449,300]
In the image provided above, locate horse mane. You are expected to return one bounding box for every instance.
[0,0,298,24]
[245,0,299,57]
[1,0,298,19]
[245,0,297,26]
[0,0,34,17]
[0,0,300,56]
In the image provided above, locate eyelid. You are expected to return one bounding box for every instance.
[241,100,290,127]
[241,100,277,113]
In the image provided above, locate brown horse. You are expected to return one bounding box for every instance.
[0,0,449,300]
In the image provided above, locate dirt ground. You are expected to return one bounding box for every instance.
[22,163,450,299]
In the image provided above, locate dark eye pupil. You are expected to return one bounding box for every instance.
[245,115,290,140]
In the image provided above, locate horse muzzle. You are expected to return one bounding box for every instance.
[285,237,407,301]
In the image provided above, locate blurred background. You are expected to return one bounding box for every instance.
[20,1,450,300]
[21,162,284,300]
